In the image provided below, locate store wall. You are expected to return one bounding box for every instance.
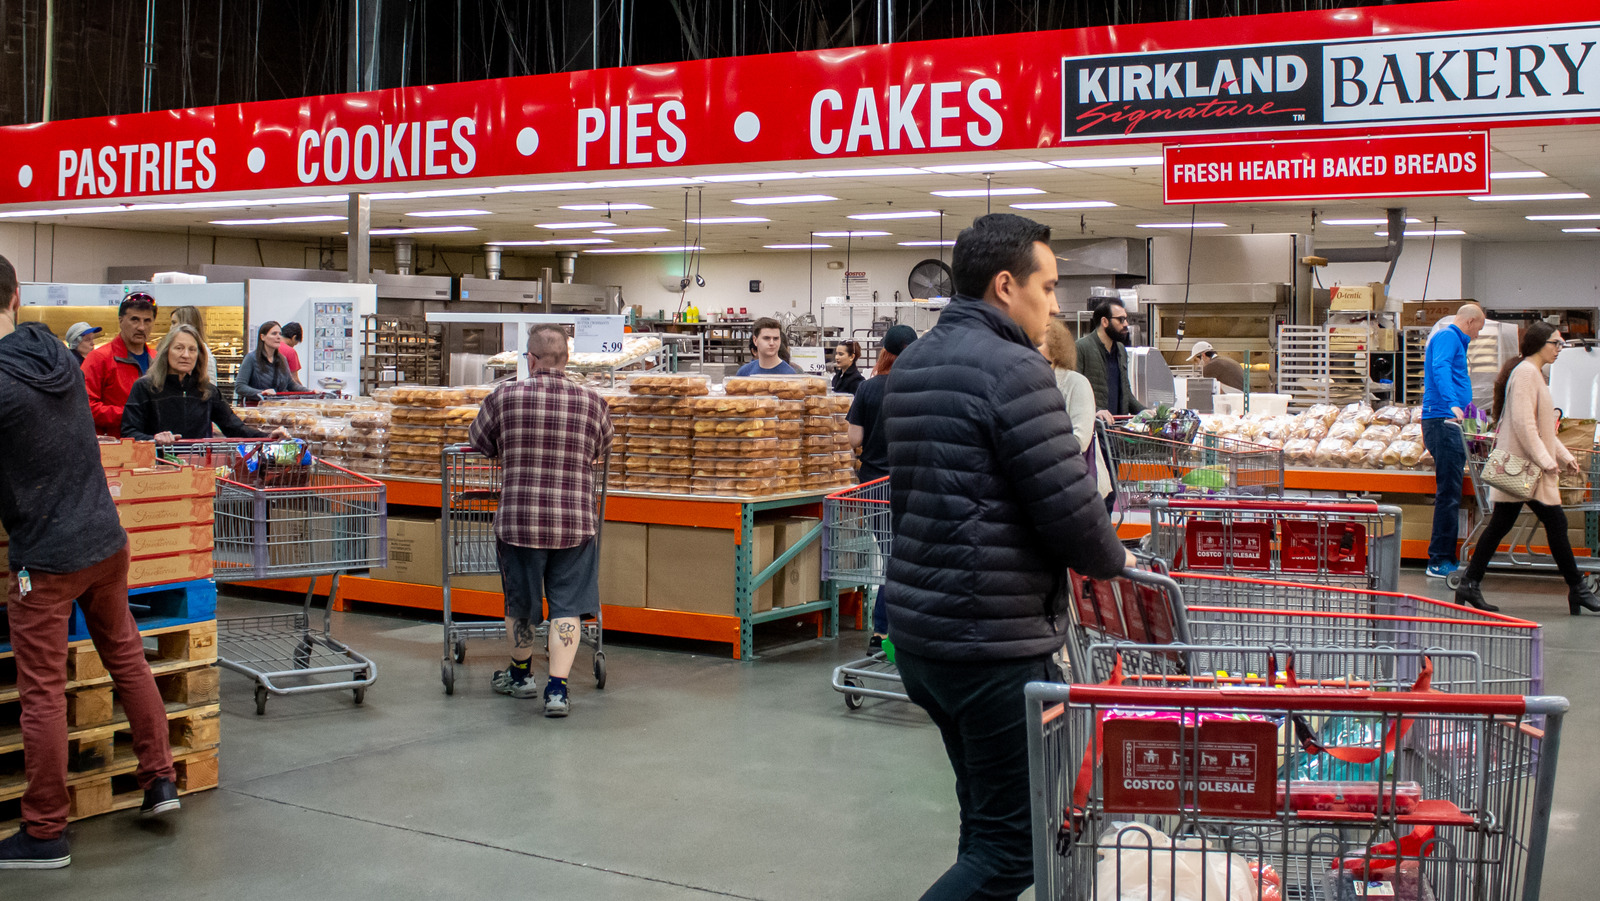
[1316,238,1470,303]
[1469,241,1600,311]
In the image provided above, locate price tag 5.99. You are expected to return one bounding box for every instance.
[574,315,626,355]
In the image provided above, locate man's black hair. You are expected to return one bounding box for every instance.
[281,321,303,341]
[1090,299,1125,332]
[119,292,157,317]
[0,254,15,306]
[951,213,1052,299]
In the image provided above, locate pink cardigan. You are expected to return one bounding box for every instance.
[1490,360,1574,505]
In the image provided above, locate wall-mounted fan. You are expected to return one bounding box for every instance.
[908,259,953,300]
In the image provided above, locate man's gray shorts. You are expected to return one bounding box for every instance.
[496,537,601,621]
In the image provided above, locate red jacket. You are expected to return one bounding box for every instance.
[82,335,147,436]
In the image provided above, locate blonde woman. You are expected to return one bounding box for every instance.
[121,324,285,443]
[166,306,218,384]
[1043,320,1110,500]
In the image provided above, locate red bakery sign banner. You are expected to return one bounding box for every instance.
[1164,132,1490,203]
[0,0,1596,205]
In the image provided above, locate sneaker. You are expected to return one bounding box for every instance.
[140,778,181,818]
[0,829,70,869]
[867,634,884,653]
[1425,561,1458,579]
[543,684,570,718]
[491,668,540,699]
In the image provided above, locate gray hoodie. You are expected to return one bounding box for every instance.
[0,322,127,573]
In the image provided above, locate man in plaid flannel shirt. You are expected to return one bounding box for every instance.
[468,324,613,717]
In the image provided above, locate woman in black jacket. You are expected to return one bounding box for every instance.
[235,320,307,401]
[122,325,287,443]
[830,340,864,394]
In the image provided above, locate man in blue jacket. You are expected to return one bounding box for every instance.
[881,214,1131,900]
[1420,303,1485,579]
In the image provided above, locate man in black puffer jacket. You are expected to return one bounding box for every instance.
[882,214,1129,900]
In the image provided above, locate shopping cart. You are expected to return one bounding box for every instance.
[164,439,384,715]
[1147,497,1403,591]
[438,445,608,695]
[1101,423,1284,524]
[822,477,906,710]
[1026,681,1567,901]
[1451,432,1600,591]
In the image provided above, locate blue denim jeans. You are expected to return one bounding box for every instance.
[1421,418,1466,566]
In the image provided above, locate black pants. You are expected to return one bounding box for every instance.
[896,648,1054,901]
[1465,499,1583,586]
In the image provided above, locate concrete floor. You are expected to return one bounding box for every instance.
[6,566,1598,900]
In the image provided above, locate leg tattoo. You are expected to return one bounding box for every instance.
[513,618,536,649]
[557,621,576,647]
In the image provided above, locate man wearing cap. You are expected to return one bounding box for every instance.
[81,293,157,437]
[1186,340,1246,392]
[64,322,101,364]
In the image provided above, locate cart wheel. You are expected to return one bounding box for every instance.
[441,660,455,696]
[593,651,607,690]
[254,685,269,716]
[1445,570,1463,591]
[453,640,467,664]
[842,677,863,711]
[293,637,314,669]
[353,686,366,705]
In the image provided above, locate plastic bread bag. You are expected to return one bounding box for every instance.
[1306,403,1341,426]
[1340,403,1375,427]
[1093,823,1260,901]
[1361,424,1401,443]
[1372,404,1409,426]
[1283,437,1320,466]
[1328,420,1366,442]
[1349,437,1388,468]
[1399,422,1423,441]
[1314,438,1353,468]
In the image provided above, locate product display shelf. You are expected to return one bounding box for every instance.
[1276,324,1371,407]
[1402,327,1429,404]
[240,477,837,660]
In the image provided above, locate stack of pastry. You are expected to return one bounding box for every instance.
[611,374,709,493]
[801,394,857,491]
[374,385,490,479]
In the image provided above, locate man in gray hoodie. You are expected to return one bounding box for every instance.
[0,255,179,869]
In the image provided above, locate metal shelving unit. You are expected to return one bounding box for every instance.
[1402,326,1429,405]
[361,315,443,395]
[1276,323,1372,408]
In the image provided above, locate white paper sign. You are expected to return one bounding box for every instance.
[790,346,828,376]
[574,315,625,354]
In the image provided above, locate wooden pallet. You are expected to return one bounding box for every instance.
[0,702,221,801]
[0,747,218,835]
[0,620,217,706]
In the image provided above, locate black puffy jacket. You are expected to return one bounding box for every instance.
[881,297,1126,661]
[122,373,264,441]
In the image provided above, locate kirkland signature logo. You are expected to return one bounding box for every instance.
[1062,23,1600,140]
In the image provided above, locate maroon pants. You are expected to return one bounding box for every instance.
[7,543,175,840]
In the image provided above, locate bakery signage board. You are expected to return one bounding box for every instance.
[573,315,625,355]
[1164,132,1489,203]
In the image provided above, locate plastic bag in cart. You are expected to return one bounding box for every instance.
[1093,823,1269,901]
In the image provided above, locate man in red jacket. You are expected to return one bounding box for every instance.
[81,293,156,436]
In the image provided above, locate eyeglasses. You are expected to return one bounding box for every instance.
[1109,316,1130,324]
[1546,340,1566,347]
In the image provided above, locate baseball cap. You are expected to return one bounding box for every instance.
[881,325,919,356]
[1186,340,1215,361]
[65,322,103,345]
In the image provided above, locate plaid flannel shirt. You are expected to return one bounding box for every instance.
[469,370,613,549]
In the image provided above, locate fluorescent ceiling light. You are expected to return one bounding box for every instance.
[922,161,1054,174]
[764,243,831,249]
[1010,201,1117,210]
[1525,214,1600,221]
[587,245,705,254]
[898,240,956,247]
[559,203,652,211]
[1489,170,1547,179]
[586,177,700,189]
[210,215,346,226]
[1051,156,1163,168]
[490,238,614,246]
[731,195,839,205]
[814,230,890,237]
[686,216,769,224]
[1375,229,1465,237]
[1562,227,1600,233]
[931,187,1045,198]
[697,171,814,182]
[806,167,926,178]
[0,193,348,218]
[502,182,596,193]
[535,221,614,229]
[848,210,941,220]
[405,209,492,217]
[1321,217,1423,225]
[369,186,509,200]
[1137,222,1228,228]
[1468,192,1589,201]
[357,226,478,236]
[593,227,671,234]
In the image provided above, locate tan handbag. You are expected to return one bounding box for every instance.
[1480,382,1541,500]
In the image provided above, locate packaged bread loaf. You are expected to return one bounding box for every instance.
[1282,437,1319,466]
[804,395,854,415]
[691,458,782,479]
[688,395,779,417]
[723,375,827,399]
[691,477,769,496]
[623,454,691,475]
[1350,437,1389,468]
[1327,419,1365,442]
[393,406,450,425]
[1399,422,1423,441]
[444,405,480,426]
[1313,437,1353,468]
[1361,423,1400,443]
[692,417,778,437]
[1372,404,1409,426]
[627,373,710,396]
[691,437,780,456]
[775,399,806,421]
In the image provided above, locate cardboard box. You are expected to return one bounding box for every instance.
[1330,282,1385,312]
[771,517,823,608]
[98,438,157,471]
[646,523,775,615]
[1374,328,1397,352]
[117,497,215,532]
[367,516,444,586]
[599,521,647,608]
[1401,301,1468,329]
[128,549,213,588]
[126,523,214,559]
[106,463,215,503]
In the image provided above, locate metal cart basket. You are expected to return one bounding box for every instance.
[168,439,384,715]
[1451,433,1600,591]
[1026,680,1567,901]
[439,446,607,695]
[822,477,906,709]
[1101,424,1284,522]
[1147,497,1403,591]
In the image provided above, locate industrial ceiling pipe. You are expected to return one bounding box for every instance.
[392,236,415,275]
[557,251,578,283]
[484,246,504,280]
[1315,207,1408,288]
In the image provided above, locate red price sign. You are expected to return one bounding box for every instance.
[1102,718,1278,818]
[1164,131,1489,204]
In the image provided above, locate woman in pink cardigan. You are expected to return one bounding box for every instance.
[1456,321,1600,614]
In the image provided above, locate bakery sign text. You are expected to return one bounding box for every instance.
[1062,22,1600,139]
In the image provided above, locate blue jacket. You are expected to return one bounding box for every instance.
[1421,324,1473,420]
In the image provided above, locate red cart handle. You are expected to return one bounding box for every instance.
[1158,498,1382,514]
[1064,682,1529,716]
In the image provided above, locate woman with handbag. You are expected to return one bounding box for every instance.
[1455,321,1600,614]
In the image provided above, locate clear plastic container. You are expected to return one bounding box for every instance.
[392,406,450,425]
[689,436,781,456]
[775,399,806,421]
[804,394,854,415]
[621,454,692,474]
[691,458,782,479]
[801,433,849,452]
[723,375,827,398]
[627,372,711,396]
[688,395,780,417]
[692,416,779,437]
[1277,780,1422,815]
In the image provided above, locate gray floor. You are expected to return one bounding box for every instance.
[8,567,1599,900]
